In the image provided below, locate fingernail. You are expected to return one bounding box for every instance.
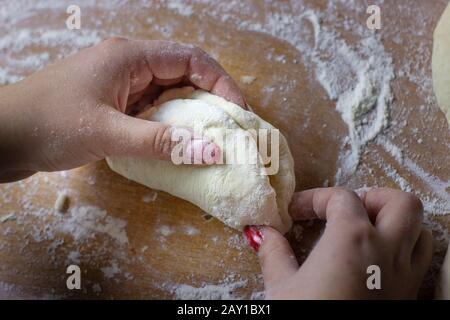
[244,225,263,252]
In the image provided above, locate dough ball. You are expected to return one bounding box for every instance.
[106,87,295,233]
[433,3,450,124]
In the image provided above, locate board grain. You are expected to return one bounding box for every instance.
[0,0,449,299]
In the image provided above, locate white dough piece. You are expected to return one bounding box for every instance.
[106,87,295,233]
[433,2,450,124]
[435,243,450,299]
[240,75,257,84]
[54,191,69,213]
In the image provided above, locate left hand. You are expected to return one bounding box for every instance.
[0,38,245,182]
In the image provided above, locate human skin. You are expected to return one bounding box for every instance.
[0,38,432,299]
[0,38,246,182]
[245,187,433,299]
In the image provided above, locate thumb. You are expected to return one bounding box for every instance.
[244,226,298,288]
[100,110,221,164]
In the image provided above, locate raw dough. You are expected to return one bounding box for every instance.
[106,87,295,233]
[433,2,450,124]
[435,243,450,299]
[54,191,69,213]
[432,3,450,299]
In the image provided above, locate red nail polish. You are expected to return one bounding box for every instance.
[244,226,263,252]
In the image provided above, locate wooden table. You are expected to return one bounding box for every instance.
[0,0,449,299]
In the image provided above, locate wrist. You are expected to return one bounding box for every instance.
[0,80,44,175]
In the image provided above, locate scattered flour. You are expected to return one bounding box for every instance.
[67,251,81,264]
[166,0,194,17]
[183,225,200,236]
[54,190,69,213]
[296,11,394,184]
[0,213,17,223]
[92,283,102,293]
[174,279,247,300]
[240,75,257,84]
[142,191,158,203]
[57,205,128,245]
[101,262,121,279]
[158,225,175,237]
[0,0,449,299]
[291,223,304,243]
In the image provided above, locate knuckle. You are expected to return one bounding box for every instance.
[404,193,423,213]
[150,126,173,158]
[104,36,128,45]
[347,222,375,244]
[191,45,215,64]
[331,187,359,202]
[190,44,205,55]
[101,37,129,51]
[394,191,424,220]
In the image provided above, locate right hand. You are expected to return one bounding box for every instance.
[245,187,433,299]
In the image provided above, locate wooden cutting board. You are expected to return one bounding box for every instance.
[0,0,449,299]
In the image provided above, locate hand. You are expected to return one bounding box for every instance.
[245,187,433,299]
[0,38,245,182]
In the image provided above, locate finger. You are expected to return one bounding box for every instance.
[152,76,184,86]
[126,91,146,109]
[244,226,298,288]
[362,188,424,253]
[100,109,221,164]
[0,170,36,183]
[133,40,246,107]
[411,228,433,279]
[127,84,164,114]
[289,187,370,224]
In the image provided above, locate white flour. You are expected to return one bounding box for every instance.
[183,225,200,236]
[298,12,395,184]
[173,276,247,300]
[101,262,121,279]
[157,225,175,237]
[57,205,128,245]
[0,0,449,299]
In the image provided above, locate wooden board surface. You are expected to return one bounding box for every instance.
[0,0,449,299]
